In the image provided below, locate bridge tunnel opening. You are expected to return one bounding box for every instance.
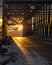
[2,1,35,38]
[7,16,24,37]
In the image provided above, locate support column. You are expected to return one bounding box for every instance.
[43,4,45,36]
[48,4,50,37]
[2,0,7,41]
[40,9,42,36]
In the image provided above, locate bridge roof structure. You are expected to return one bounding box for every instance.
[5,0,52,25]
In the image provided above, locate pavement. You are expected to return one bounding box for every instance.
[12,37,50,65]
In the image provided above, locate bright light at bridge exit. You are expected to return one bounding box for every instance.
[8,24,23,37]
[0,18,2,22]
[17,25,23,31]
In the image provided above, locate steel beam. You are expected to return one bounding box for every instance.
[2,0,8,41]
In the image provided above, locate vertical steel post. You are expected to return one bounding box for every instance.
[2,0,7,41]
[48,4,50,36]
[41,9,42,36]
[43,4,44,36]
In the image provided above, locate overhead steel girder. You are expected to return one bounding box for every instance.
[6,2,43,17]
[6,0,52,15]
[6,0,52,12]
[6,0,52,4]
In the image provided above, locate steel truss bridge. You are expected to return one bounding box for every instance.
[2,0,52,40]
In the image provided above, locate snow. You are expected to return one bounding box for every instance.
[0,41,22,65]
[6,62,15,65]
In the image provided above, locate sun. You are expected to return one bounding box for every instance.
[17,25,23,31]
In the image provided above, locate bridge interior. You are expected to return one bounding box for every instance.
[1,0,52,40]
[0,1,52,65]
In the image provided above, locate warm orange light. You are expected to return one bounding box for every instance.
[0,19,2,27]
[18,25,23,31]
[15,37,23,40]
[15,25,19,27]
[0,18,2,22]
